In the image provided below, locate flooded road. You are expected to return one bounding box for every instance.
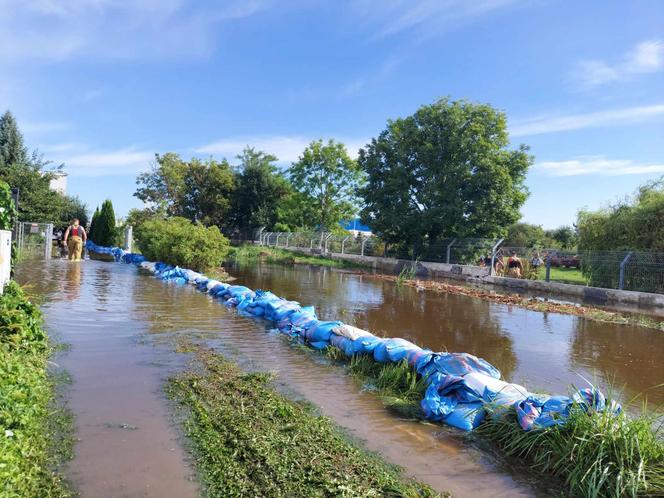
[16,259,664,497]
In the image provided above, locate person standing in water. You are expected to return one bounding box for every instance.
[64,218,87,261]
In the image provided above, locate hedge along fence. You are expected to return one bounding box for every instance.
[87,239,664,498]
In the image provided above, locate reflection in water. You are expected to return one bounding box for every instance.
[63,261,82,302]
[232,262,664,405]
[571,320,664,404]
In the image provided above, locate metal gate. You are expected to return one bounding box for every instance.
[15,222,54,259]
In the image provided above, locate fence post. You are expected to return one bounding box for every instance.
[618,251,633,290]
[275,233,281,247]
[124,225,133,252]
[489,238,504,276]
[265,232,273,246]
[257,227,265,245]
[446,238,457,264]
[341,236,349,254]
[545,254,551,282]
[286,233,292,247]
[361,237,368,256]
[44,223,53,259]
[324,233,333,253]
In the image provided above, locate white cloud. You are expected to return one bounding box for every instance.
[195,135,369,164]
[510,103,664,137]
[353,0,519,39]
[536,156,664,176]
[0,0,271,62]
[573,39,664,88]
[46,145,154,176]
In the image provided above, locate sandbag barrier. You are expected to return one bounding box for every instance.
[86,240,621,432]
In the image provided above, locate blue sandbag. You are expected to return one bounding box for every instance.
[309,341,329,350]
[279,308,318,334]
[305,321,343,343]
[417,352,501,379]
[173,277,186,285]
[352,335,384,355]
[373,338,421,363]
[330,333,355,356]
[443,401,486,431]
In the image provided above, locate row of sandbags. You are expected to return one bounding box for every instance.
[91,242,621,432]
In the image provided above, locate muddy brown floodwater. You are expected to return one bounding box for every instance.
[16,259,664,498]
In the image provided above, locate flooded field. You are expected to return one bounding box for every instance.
[16,259,664,497]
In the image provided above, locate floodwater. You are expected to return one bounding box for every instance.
[16,259,664,498]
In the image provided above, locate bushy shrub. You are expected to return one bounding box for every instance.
[135,217,230,271]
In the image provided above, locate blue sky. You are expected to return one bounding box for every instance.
[2,0,663,228]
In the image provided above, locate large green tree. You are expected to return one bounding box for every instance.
[232,147,290,235]
[134,153,235,228]
[359,98,532,254]
[289,139,363,231]
[0,111,28,168]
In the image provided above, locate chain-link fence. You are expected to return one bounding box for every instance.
[257,229,502,265]
[253,229,664,294]
[495,247,664,293]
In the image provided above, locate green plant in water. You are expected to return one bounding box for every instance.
[396,261,418,286]
[478,396,664,498]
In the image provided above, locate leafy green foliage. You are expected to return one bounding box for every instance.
[134,153,235,228]
[232,147,290,234]
[135,217,230,271]
[0,179,17,230]
[577,178,664,251]
[290,139,364,230]
[88,207,100,243]
[90,199,117,246]
[167,345,441,497]
[545,225,577,250]
[0,282,72,497]
[359,98,531,255]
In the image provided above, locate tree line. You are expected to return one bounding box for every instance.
[130,97,533,257]
[0,111,88,228]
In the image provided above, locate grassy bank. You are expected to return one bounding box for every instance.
[167,344,442,497]
[323,348,663,497]
[229,244,367,269]
[0,282,72,498]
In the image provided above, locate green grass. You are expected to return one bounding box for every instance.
[324,348,427,419]
[167,344,442,497]
[229,244,367,269]
[0,282,73,498]
[478,400,664,497]
[537,266,589,285]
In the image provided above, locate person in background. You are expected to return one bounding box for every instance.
[530,252,544,271]
[507,251,523,278]
[494,254,505,275]
[64,218,87,261]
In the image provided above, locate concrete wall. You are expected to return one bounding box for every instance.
[281,246,664,311]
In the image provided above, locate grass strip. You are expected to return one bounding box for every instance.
[325,348,427,420]
[477,403,664,497]
[0,282,73,498]
[229,244,368,269]
[167,344,443,497]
